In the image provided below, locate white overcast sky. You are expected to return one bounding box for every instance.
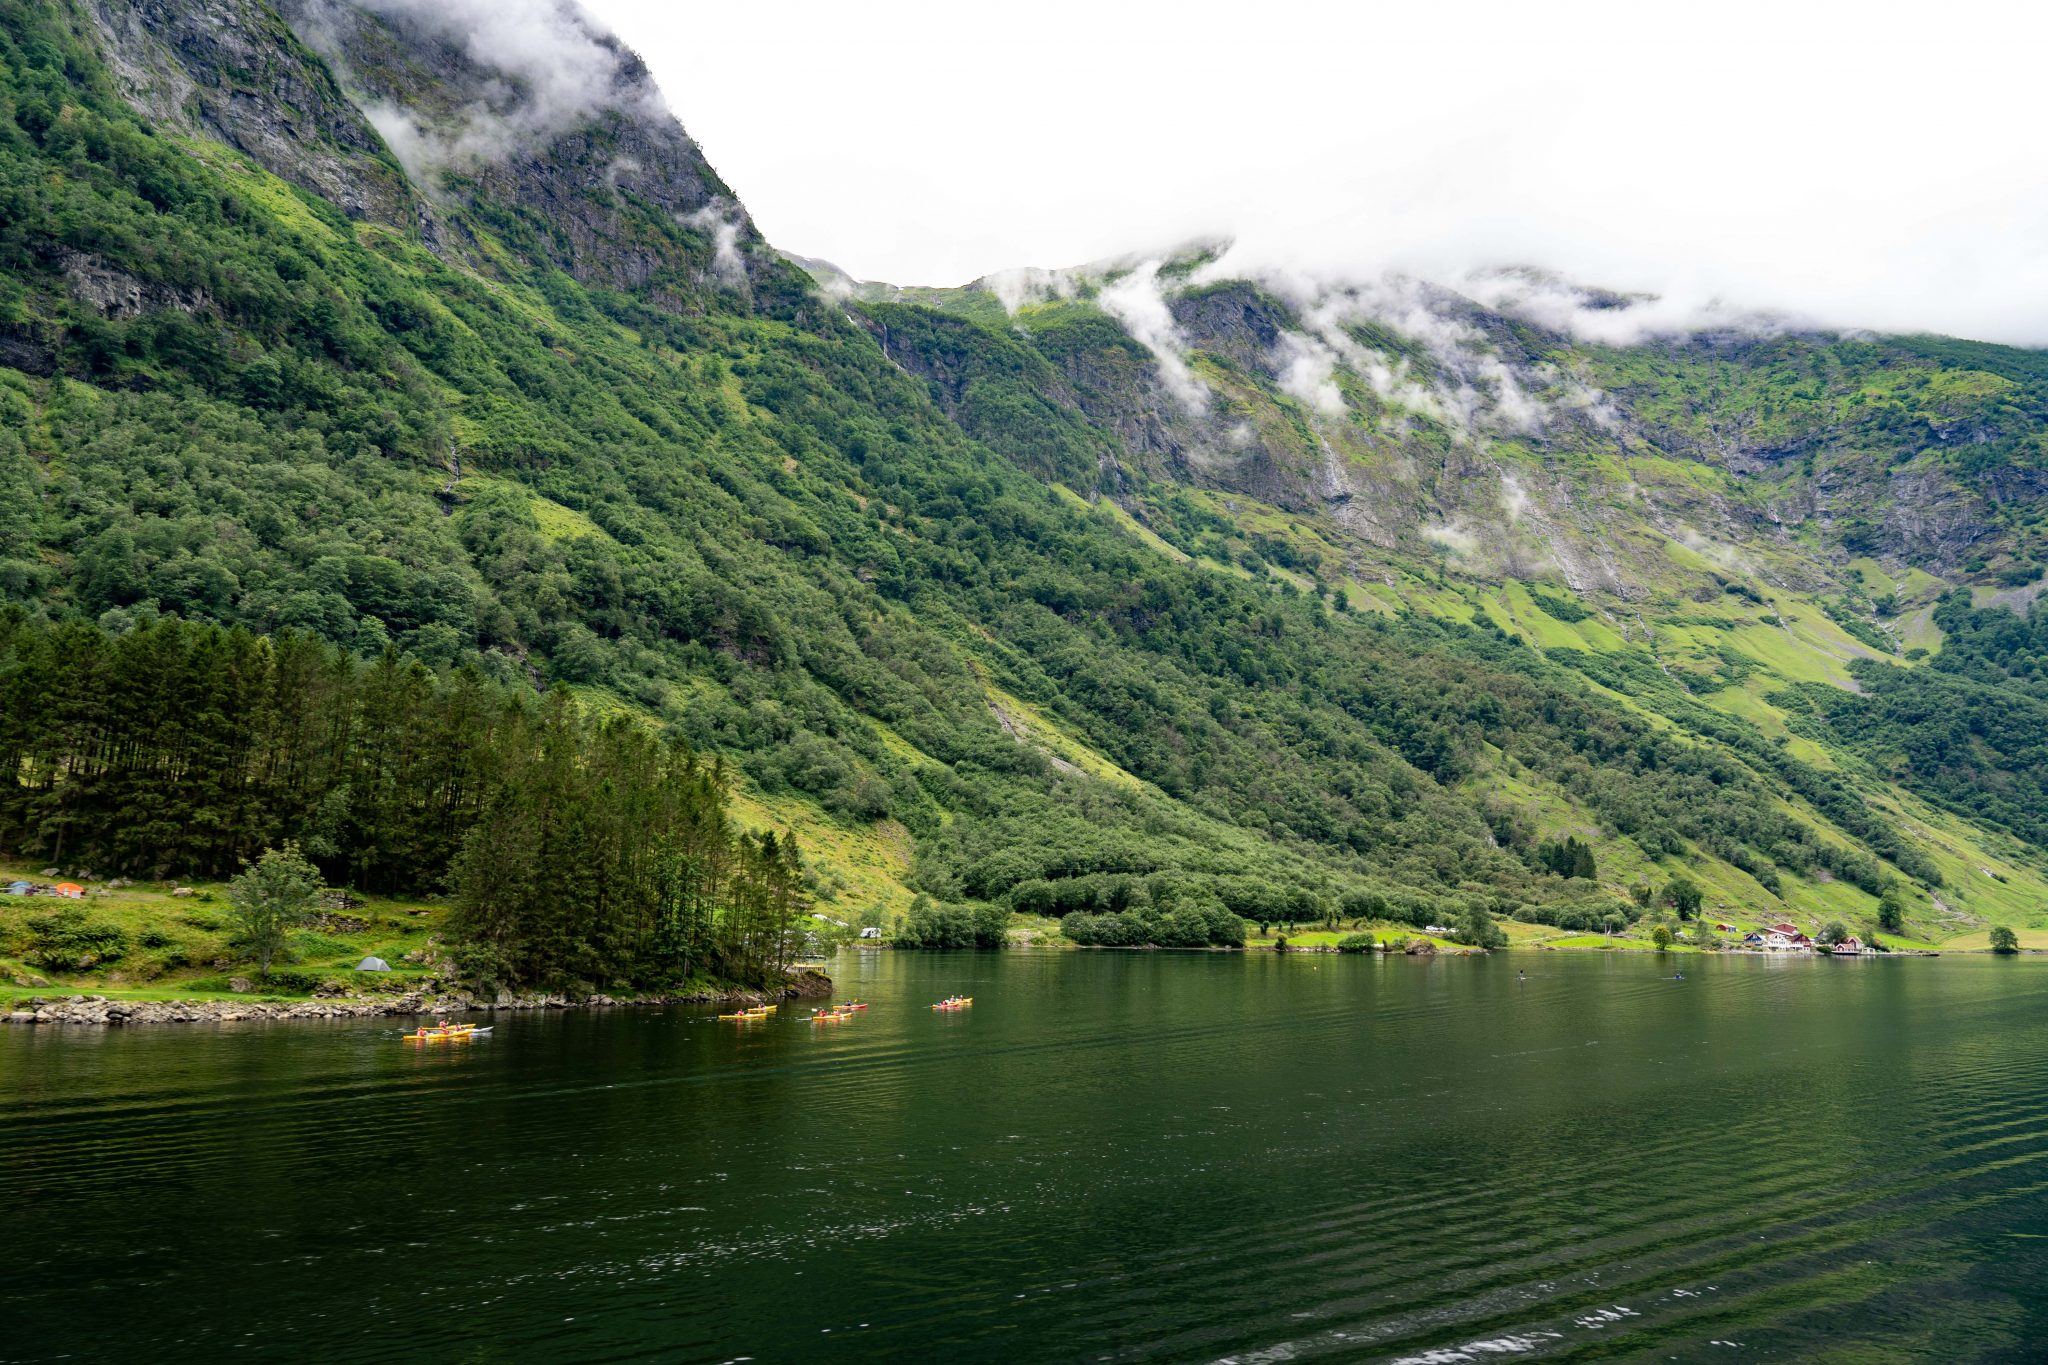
[583,0,2048,344]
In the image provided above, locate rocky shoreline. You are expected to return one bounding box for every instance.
[4,969,833,1027]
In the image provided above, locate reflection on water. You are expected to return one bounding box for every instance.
[7,950,2048,1362]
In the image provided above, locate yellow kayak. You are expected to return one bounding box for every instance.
[404,1025,491,1043]
[719,1009,770,1021]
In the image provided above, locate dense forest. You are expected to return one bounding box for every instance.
[0,612,807,986]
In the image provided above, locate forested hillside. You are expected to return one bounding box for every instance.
[2,0,2046,977]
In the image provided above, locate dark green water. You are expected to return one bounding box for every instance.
[8,951,2048,1363]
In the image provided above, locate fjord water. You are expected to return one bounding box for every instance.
[8,952,2048,1363]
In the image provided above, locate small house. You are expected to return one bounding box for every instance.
[858,926,881,939]
[1832,937,1863,955]
[1715,922,1737,932]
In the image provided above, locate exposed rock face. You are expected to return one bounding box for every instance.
[62,252,210,319]
[85,0,424,229]
[1168,282,1287,375]
[276,0,793,309]
[84,0,809,315]
[1883,468,1989,569]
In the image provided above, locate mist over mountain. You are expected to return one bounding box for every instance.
[5,0,2048,957]
[583,0,2048,347]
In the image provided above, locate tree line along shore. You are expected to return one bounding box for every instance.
[0,613,2018,1020]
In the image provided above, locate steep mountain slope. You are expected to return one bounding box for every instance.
[816,249,2048,932]
[2,0,2044,947]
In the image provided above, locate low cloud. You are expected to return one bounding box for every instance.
[682,199,748,289]
[982,265,1080,316]
[1098,261,1208,415]
[296,0,668,179]
[1500,472,1531,524]
[1674,527,1767,584]
[1421,523,1478,557]
[1016,249,1638,447]
[1454,268,1796,347]
[1274,332,1345,417]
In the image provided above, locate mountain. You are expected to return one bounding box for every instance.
[3,0,2047,953]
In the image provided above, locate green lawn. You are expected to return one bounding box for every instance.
[0,861,447,1000]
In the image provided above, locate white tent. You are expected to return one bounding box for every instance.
[355,956,392,972]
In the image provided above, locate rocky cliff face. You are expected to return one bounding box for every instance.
[86,0,424,229]
[86,0,805,314]
[276,0,797,310]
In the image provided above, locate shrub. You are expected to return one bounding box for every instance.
[1060,905,1243,948]
[970,902,1012,947]
[1528,588,1591,623]
[25,908,128,971]
[260,971,322,995]
[899,897,1007,948]
[1336,933,1376,953]
[1452,904,1508,950]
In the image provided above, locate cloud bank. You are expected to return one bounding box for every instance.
[589,0,2048,347]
